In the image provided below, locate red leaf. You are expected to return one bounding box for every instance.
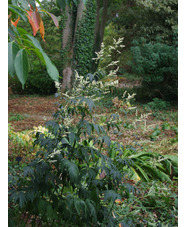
[32,10,41,31]
[48,12,59,27]
[40,19,45,42]
[27,10,38,36]
[11,17,20,27]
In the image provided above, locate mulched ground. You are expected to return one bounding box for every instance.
[8,95,59,131]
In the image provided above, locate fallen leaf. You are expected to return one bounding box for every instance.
[115,199,122,205]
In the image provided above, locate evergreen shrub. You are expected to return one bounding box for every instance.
[129,37,178,100]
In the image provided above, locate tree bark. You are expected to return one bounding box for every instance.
[61,6,73,92]
[99,0,109,45]
[73,0,86,40]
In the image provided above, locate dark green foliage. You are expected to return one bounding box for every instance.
[8,83,126,226]
[144,98,171,111]
[9,69,56,95]
[129,38,178,100]
[114,181,178,226]
[74,0,97,76]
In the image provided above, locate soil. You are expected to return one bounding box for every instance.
[8,95,59,131]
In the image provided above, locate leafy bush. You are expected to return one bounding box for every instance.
[129,37,178,100]
[9,69,56,95]
[8,73,130,226]
[8,124,49,163]
[144,98,170,111]
[114,180,178,226]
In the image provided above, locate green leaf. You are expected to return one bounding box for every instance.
[82,0,88,5]
[135,165,150,182]
[74,199,86,216]
[41,52,59,81]
[104,190,121,202]
[9,191,27,208]
[8,4,27,21]
[62,159,79,182]
[8,41,20,77]
[32,48,45,64]
[18,0,29,10]
[56,0,67,10]
[14,49,29,88]
[26,34,43,51]
[35,0,43,9]
[85,199,97,220]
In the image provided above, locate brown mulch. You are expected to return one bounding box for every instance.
[8,95,59,131]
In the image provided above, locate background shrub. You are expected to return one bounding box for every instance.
[129,37,178,100]
[9,68,56,95]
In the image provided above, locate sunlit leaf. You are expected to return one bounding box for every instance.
[39,18,45,42]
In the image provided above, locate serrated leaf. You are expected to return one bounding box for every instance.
[23,166,34,177]
[85,199,97,220]
[14,49,29,88]
[74,199,86,216]
[10,191,27,208]
[62,159,79,182]
[8,41,20,77]
[69,132,75,145]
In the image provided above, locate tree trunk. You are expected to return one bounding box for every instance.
[94,0,101,53]
[99,0,109,45]
[61,2,86,92]
[93,0,109,70]
[73,0,86,41]
[61,6,73,92]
